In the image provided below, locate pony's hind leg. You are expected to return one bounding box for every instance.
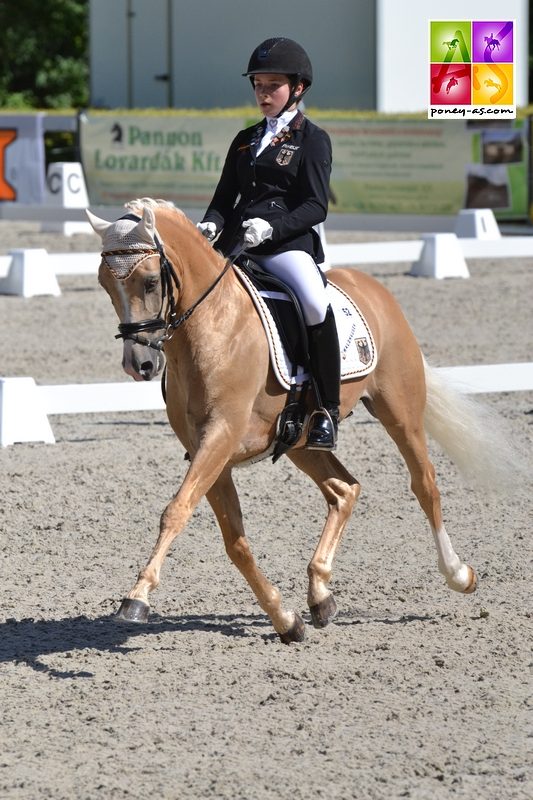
[206,467,305,644]
[368,382,477,594]
[288,450,360,627]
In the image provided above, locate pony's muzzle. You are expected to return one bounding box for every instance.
[123,340,165,381]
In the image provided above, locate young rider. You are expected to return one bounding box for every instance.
[198,37,340,450]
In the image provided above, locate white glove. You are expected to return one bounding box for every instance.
[196,221,217,242]
[242,218,273,248]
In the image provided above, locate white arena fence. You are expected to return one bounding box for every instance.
[1,363,533,446]
[1,206,531,445]
[0,207,532,294]
[1,232,533,295]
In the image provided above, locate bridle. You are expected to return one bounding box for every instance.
[105,213,233,352]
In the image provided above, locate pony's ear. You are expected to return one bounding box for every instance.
[136,206,156,244]
[85,209,112,238]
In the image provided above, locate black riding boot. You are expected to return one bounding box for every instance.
[306,305,341,450]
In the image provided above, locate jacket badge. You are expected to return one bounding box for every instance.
[276,147,295,166]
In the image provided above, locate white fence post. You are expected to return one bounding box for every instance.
[409,233,470,279]
[0,249,61,297]
[454,208,501,240]
[0,377,55,446]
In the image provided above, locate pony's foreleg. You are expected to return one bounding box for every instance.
[116,437,239,623]
[206,468,305,644]
[288,450,360,628]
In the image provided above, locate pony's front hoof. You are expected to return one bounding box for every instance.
[309,593,338,628]
[115,598,150,623]
[278,613,306,645]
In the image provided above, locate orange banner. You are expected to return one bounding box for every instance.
[0,129,17,201]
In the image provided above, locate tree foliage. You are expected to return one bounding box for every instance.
[0,0,89,109]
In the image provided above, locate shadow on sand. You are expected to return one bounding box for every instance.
[0,607,447,678]
[0,611,272,678]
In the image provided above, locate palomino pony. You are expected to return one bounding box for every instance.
[88,199,501,643]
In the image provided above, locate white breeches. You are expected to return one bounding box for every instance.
[253,250,328,326]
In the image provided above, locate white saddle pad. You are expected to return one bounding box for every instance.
[234,266,377,391]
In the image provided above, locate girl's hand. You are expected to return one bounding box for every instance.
[242,218,273,247]
[197,221,218,241]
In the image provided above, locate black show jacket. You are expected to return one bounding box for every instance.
[202,112,332,262]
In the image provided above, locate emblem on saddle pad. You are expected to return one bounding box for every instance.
[276,147,295,166]
[356,337,372,365]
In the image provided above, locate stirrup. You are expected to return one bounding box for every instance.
[306,407,338,451]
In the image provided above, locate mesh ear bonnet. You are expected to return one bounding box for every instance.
[102,219,158,280]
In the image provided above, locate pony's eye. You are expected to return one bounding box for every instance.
[145,276,159,294]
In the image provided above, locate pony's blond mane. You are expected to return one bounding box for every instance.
[124,197,184,217]
[123,197,222,263]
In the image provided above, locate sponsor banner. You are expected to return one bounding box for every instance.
[428,20,516,120]
[80,113,247,207]
[322,118,528,219]
[80,112,529,220]
[0,113,46,203]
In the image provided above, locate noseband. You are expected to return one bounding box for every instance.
[106,213,232,352]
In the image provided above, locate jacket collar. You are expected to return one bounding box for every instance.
[264,108,299,135]
[250,111,305,155]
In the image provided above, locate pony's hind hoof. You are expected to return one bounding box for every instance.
[115,598,150,623]
[278,613,306,645]
[309,593,338,628]
[464,566,478,594]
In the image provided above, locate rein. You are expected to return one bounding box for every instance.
[109,213,233,352]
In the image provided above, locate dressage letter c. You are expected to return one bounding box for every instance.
[47,171,61,194]
[67,172,81,194]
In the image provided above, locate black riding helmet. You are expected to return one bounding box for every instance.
[243,37,313,115]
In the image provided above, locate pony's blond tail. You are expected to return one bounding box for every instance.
[423,360,528,491]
